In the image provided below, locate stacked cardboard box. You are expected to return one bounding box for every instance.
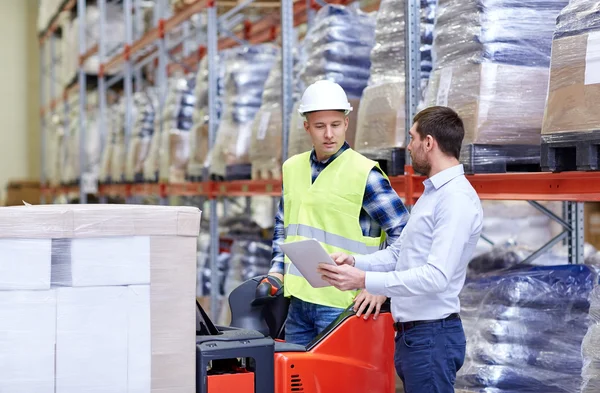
[542,0,600,137]
[0,204,201,393]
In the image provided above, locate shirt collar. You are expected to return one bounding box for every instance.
[424,164,465,190]
[310,141,350,165]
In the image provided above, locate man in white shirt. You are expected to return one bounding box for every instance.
[317,106,483,393]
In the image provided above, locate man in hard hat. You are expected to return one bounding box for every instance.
[258,80,409,346]
[317,106,483,392]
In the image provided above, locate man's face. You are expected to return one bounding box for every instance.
[407,122,431,176]
[304,110,348,161]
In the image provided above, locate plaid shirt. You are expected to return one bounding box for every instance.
[269,142,410,275]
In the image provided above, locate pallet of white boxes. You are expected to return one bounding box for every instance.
[0,204,201,393]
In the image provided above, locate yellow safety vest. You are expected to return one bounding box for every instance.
[282,148,387,309]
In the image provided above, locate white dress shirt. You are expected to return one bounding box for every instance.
[354,164,483,322]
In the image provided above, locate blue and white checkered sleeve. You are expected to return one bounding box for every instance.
[363,168,410,244]
[269,193,286,275]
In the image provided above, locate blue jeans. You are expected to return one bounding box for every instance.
[284,297,345,347]
[395,317,466,393]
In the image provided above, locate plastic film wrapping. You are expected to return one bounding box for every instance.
[209,44,278,177]
[125,88,158,183]
[249,45,303,180]
[0,204,201,392]
[188,55,225,179]
[423,0,568,169]
[288,5,375,157]
[157,74,196,183]
[582,285,600,393]
[542,1,600,137]
[99,101,122,183]
[354,0,438,158]
[110,99,127,183]
[457,264,597,393]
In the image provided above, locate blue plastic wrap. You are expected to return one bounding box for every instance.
[582,285,600,393]
[298,4,376,100]
[432,0,569,69]
[457,264,597,393]
[354,0,438,157]
[250,45,302,180]
[555,0,600,39]
[209,44,279,176]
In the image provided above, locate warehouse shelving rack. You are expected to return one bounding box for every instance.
[39,0,600,320]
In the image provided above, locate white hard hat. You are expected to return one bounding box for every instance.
[297,80,353,116]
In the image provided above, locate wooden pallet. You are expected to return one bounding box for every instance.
[460,144,541,174]
[541,131,600,172]
[360,147,407,177]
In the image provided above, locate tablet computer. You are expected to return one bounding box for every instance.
[279,238,337,288]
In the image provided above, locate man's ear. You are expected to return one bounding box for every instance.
[303,120,310,134]
[425,135,434,151]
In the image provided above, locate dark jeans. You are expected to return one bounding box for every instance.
[284,296,345,347]
[395,317,467,393]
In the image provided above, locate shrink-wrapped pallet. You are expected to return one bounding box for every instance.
[157,74,196,183]
[456,264,597,393]
[423,0,568,169]
[209,44,278,177]
[582,285,600,393]
[542,0,600,137]
[187,55,225,180]
[249,45,303,180]
[288,4,376,157]
[125,88,158,183]
[354,0,437,157]
[0,204,201,393]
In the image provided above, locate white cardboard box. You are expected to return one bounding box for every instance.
[56,286,129,393]
[0,290,56,393]
[52,236,151,287]
[0,238,51,289]
[128,285,152,393]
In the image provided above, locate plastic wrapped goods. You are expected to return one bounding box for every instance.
[582,285,600,393]
[354,0,438,157]
[541,1,600,137]
[157,73,196,183]
[249,46,304,179]
[125,88,158,183]
[209,44,278,177]
[288,5,375,157]
[433,0,568,69]
[188,55,226,179]
[421,0,568,169]
[0,204,201,393]
[299,4,376,99]
[423,62,549,147]
[456,264,597,393]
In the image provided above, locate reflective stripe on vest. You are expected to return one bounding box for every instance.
[281,148,387,309]
[285,223,382,255]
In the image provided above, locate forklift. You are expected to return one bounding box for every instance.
[196,275,396,393]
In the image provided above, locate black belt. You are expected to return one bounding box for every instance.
[393,313,460,332]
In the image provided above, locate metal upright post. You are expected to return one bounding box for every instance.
[124,0,134,185]
[40,42,47,204]
[281,0,294,163]
[98,0,108,201]
[157,0,169,201]
[567,202,585,264]
[134,0,144,92]
[404,0,420,168]
[207,1,220,321]
[78,0,88,203]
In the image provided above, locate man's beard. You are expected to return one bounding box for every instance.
[411,153,431,177]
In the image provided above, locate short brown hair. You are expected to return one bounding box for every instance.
[413,106,464,160]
